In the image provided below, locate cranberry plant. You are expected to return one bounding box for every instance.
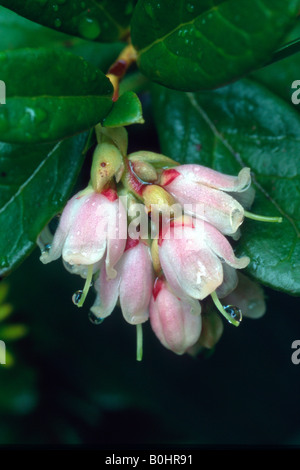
[0,1,300,356]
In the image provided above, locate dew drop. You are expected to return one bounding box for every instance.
[186,3,195,12]
[0,257,9,268]
[52,4,58,12]
[224,305,242,324]
[78,17,101,40]
[42,243,52,254]
[72,290,83,305]
[88,311,104,325]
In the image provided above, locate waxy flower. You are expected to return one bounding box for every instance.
[158,215,250,302]
[91,238,154,325]
[160,165,253,235]
[222,272,266,319]
[149,277,202,355]
[40,186,127,280]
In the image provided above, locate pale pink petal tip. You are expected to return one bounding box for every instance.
[223,272,266,319]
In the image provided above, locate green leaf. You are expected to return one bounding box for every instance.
[0,48,113,144]
[0,1,136,42]
[0,6,124,72]
[252,23,300,104]
[0,133,87,277]
[152,80,300,295]
[102,91,144,127]
[131,0,300,91]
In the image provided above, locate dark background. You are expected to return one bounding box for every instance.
[1,245,300,447]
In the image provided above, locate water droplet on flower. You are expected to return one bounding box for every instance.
[88,311,104,325]
[78,17,101,40]
[42,243,51,254]
[224,305,242,324]
[72,290,83,305]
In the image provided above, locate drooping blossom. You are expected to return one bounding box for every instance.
[160,165,253,235]
[91,237,154,325]
[149,277,202,355]
[158,215,250,302]
[40,186,127,279]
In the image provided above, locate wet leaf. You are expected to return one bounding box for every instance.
[131,0,300,91]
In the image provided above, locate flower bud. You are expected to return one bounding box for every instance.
[132,161,158,182]
[149,278,202,355]
[142,184,176,214]
[128,150,178,169]
[91,142,124,192]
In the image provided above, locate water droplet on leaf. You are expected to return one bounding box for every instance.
[186,3,195,12]
[78,17,101,40]
[54,18,62,28]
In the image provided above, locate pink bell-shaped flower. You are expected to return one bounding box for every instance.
[149,277,202,355]
[40,187,127,279]
[158,215,250,301]
[91,237,154,325]
[160,165,252,235]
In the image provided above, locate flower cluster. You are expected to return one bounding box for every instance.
[39,127,277,359]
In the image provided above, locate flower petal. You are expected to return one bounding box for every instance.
[149,281,202,355]
[62,192,111,266]
[40,191,88,264]
[171,165,251,192]
[222,272,266,319]
[216,264,238,299]
[91,265,120,319]
[159,229,223,300]
[164,176,245,235]
[202,221,250,269]
[105,198,127,279]
[119,242,153,325]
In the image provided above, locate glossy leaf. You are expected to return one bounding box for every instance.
[0,48,113,144]
[0,1,137,42]
[0,133,87,277]
[102,91,144,127]
[152,81,300,295]
[131,0,300,91]
[0,6,124,72]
